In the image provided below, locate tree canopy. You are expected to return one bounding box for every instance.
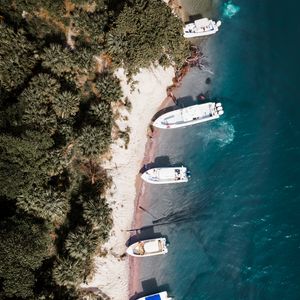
[0,0,189,298]
[0,216,52,298]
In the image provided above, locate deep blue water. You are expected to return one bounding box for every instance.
[133,1,300,299]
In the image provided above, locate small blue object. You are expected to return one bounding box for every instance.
[145,295,161,300]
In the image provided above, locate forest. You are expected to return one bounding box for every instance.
[0,0,189,299]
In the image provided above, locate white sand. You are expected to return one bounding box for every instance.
[81,65,174,299]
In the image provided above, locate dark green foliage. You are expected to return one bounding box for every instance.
[17,187,70,224]
[95,72,123,102]
[41,44,94,86]
[52,257,85,288]
[0,216,51,298]
[0,131,54,198]
[0,24,37,92]
[0,0,67,38]
[52,91,81,119]
[76,125,111,156]
[83,197,112,234]
[65,227,99,260]
[18,74,60,132]
[0,0,188,297]
[41,44,75,77]
[71,7,108,51]
[107,0,190,72]
[88,101,113,126]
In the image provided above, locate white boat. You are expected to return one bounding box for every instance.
[153,102,224,129]
[141,166,189,184]
[183,18,221,38]
[126,238,168,257]
[137,291,173,300]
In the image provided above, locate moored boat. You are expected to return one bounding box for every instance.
[153,102,224,129]
[183,18,221,38]
[137,291,173,300]
[141,166,189,184]
[126,238,168,257]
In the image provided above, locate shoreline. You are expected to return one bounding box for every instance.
[84,1,192,298]
[129,94,175,298]
[82,65,175,300]
[128,2,191,298]
[128,0,217,297]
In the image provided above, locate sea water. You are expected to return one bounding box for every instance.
[133,1,300,299]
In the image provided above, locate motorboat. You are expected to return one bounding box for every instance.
[126,238,168,257]
[137,291,173,300]
[153,102,224,129]
[141,166,189,184]
[183,18,221,38]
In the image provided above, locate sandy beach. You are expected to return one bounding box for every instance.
[81,65,175,299]
[81,2,191,298]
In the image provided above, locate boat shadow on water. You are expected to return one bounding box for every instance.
[129,278,171,300]
[126,207,212,247]
[139,156,186,174]
[187,13,204,23]
[126,226,168,247]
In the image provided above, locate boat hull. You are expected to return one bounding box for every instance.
[153,115,219,129]
[141,167,189,184]
[183,18,221,39]
[183,29,219,38]
[126,238,168,257]
[153,102,223,129]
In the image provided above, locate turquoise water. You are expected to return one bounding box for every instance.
[132,1,300,299]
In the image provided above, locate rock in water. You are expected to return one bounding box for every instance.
[223,0,240,18]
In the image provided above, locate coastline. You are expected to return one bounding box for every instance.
[84,1,194,298]
[127,1,218,298]
[129,94,175,299]
[82,65,175,300]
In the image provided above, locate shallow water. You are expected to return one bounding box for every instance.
[133,1,300,299]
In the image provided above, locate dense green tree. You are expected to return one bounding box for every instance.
[17,187,70,224]
[0,24,37,92]
[0,216,52,298]
[71,5,108,51]
[83,197,112,233]
[75,125,111,156]
[52,91,81,119]
[41,44,94,87]
[52,257,85,288]
[88,101,113,127]
[0,131,54,199]
[0,0,189,298]
[0,0,67,38]
[18,74,60,132]
[65,227,99,261]
[107,0,189,72]
[41,44,76,78]
[94,72,123,102]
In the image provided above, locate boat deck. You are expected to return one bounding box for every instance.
[147,168,186,181]
[161,103,216,126]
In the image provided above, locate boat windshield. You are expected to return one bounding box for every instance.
[145,295,161,300]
